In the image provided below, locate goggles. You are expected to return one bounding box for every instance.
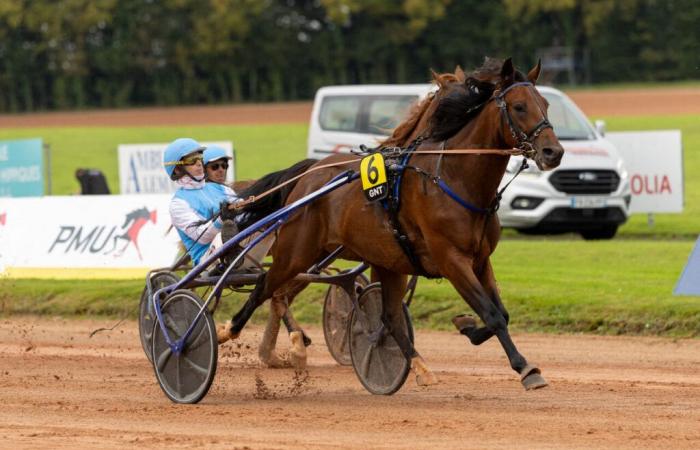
[181,154,203,166]
[164,150,205,167]
[208,161,229,171]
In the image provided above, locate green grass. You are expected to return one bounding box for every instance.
[0,114,697,238]
[1,114,699,336]
[0,124,309,195]
[2,240,698,337]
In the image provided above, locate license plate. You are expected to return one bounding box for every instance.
[571,196,607,208]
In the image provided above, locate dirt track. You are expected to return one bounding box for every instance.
[1,317,698,449]
[0,86,697,128]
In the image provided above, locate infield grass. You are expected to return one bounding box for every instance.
[1,113,699,336]
[2,239,698,337]
[0,124,308,195]
[0,113,697,237]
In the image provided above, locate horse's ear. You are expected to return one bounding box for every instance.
[454,65,466,83]
[528,59,542,84]
[430,69,444,88]
[500,57,515,85]
[431,69,453,89]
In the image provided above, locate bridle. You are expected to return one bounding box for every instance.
[492,81,553,158]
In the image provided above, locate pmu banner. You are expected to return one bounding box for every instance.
[0,194,181,270]
[608,130,683,213]
[0,138,44,197]
[118,141,234,194]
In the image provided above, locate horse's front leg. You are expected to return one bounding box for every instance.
[374,267,437,387]
[442,253,547,390]
[452,260,508,346]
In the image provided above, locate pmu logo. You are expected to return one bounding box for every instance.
[0,212,6,226]
[48,207,157,260]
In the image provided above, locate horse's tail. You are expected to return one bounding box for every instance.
[236,158,318,228]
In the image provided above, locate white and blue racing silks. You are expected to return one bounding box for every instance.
[169,177,238,265]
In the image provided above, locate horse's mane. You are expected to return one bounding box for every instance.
[382,57,527,147]
[381,70,462,148]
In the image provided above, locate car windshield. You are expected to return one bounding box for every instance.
[541,91,596,141]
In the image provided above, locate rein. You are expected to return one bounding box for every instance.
[231,147,526,210]
[232,82,549,213]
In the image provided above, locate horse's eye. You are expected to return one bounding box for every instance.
[514,103,526,113]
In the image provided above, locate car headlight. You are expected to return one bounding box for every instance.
[616,159,629,181]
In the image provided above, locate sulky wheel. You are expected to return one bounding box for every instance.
[151,289,217,404]
[323,272,370,366]
[139,271,180,363]
[348,282,414,395]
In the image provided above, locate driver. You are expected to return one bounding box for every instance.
[203,146,232,185]
[163,138,239,267]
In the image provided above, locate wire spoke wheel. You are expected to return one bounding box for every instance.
[323,273,369,366]
[348,283,414,395]
[139,272,179,363]
[151,290,217,404]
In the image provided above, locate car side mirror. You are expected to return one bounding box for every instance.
[595,120,606,137]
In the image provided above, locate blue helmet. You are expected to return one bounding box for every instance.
[163,138,205,179]
[203,146,231,166]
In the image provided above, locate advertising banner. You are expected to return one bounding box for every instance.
[0,194,181,271]
[118,141,234,194]
[607,130,683,213]
[0,138,44,197]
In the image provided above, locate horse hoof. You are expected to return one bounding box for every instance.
[289,331,307,370]
[216,321,238,344]
[415,371,438,387]
[451,314,477,332]
[260,351,291,369]
[520,364,548,390]
[411,356,438,387]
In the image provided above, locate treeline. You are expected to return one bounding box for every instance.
[0,0,698,112]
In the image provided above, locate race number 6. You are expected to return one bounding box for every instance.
[360,153,387,189]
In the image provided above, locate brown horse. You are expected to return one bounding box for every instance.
[244,66,477,369]
[221,57,564,390]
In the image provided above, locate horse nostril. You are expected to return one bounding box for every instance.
[542,147,554,158]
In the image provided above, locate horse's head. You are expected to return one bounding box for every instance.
[490,58,564,170]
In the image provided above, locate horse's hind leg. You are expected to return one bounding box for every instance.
[374,267,437,387]
[259,280,310,369]
[218,219,324,345]
[258,294,289,368]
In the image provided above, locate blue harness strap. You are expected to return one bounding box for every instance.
[436,179,491,214]
[380,144,434,277]
[389,163,493,215]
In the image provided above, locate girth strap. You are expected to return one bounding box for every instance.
[381,140,434,278]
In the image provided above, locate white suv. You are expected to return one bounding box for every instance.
[307,84,630,240]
